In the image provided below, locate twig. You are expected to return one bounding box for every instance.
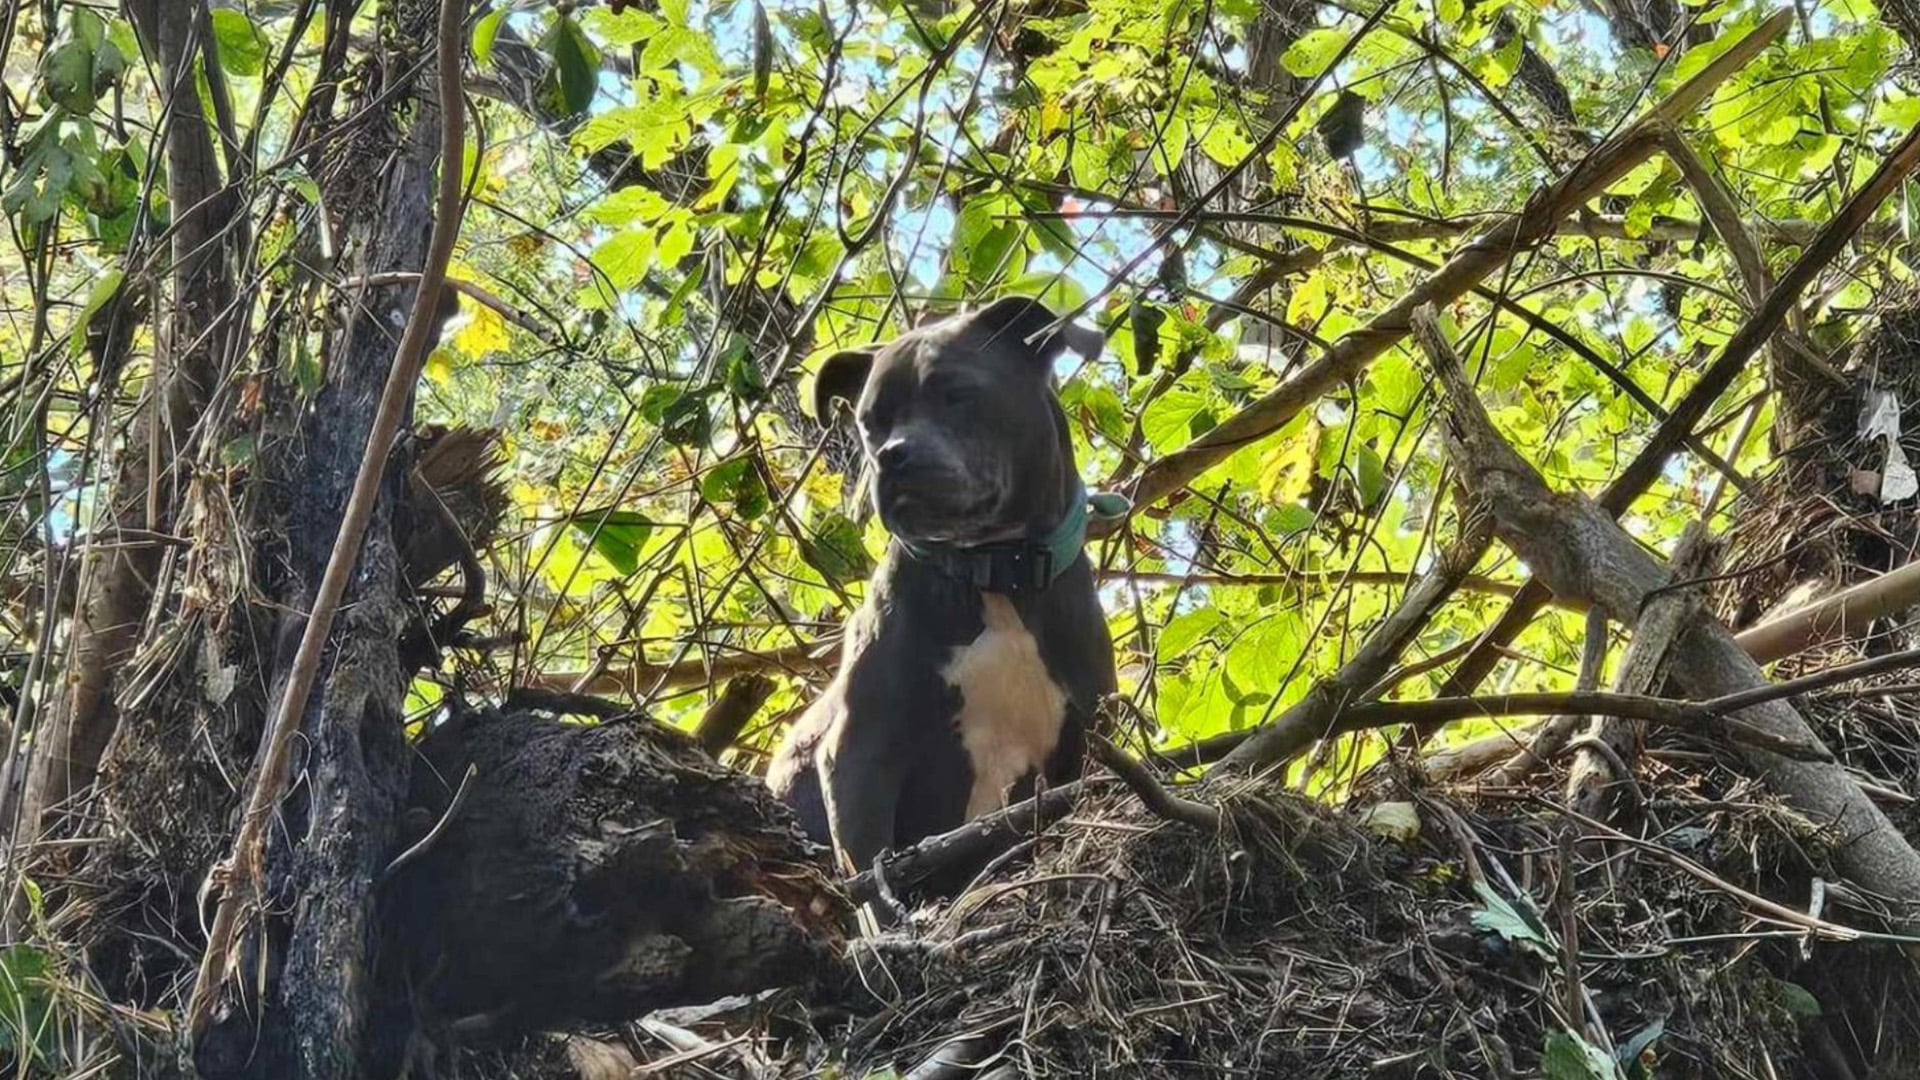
[505,686,634,720]
[1089,733,1221,831]
[377,764,476,886]
[1494,609,1608,784]
[350,271,561,345]
[528,638,837,695]
[843,781,1098,905]
[185,0,468,1037]
[1707,644,1920,713]
[1538,798,1869,940]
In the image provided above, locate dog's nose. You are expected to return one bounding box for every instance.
[876,438,913,472]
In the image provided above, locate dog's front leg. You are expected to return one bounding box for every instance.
[818,740,903,879]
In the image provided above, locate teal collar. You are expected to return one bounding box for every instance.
[894,484,1130,595]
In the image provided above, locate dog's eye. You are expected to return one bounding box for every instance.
[934,380,977,407]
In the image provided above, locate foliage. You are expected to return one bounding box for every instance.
[1,0,1915,798]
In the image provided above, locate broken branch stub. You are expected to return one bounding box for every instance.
[1413,305,1920,921]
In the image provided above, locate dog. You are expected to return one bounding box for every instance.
[767,297,1118,878]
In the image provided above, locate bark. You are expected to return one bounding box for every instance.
[1419,305,1920,922]
[13,0,238,845]
[1564,528,1709,820]
[378,708,848,1055]
[190,4,449,1073]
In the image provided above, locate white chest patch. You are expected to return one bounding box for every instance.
[943,595,1069,819]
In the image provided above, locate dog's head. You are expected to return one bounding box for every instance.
[812,297,1102,546]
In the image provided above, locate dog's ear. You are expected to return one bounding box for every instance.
[970,296,1104,364]
[810,350,875,424]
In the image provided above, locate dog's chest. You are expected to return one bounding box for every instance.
[941,595,1068,818]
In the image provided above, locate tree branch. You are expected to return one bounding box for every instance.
[1106,11,1790,532]
[1430,109,1920,708]
[1417,301,1920,922]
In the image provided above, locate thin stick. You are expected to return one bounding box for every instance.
[1090,734,1221,831]
[1540,798,1868,940]
[377,764,476,885]
[185,0,467,1037]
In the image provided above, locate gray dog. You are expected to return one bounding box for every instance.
[767,297,1118,877]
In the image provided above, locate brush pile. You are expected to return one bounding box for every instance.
[478,733,1920,1079]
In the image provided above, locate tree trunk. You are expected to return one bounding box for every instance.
[11,0,237,849]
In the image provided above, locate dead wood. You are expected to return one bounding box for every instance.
[187,0,469,1049]
[1566,527,1715,820]
[1415,303,1920,922]
[1494,609,1609,784]
[380,708,849,1049]
[843,781,1093,906]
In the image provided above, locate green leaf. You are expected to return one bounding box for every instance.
[68,268,124,358]
[1778,981,1823,1018]
[1470,880,1552,954]
[1356,443,1388,509]
[701,458,770,519]
[0,944,53,1064]
[643,25,724,77]
[800,511,874,585]
[1270,503,1316,535]
[69,8,106,50]
[1141,387,1212,452]
[4,139,73,225]
[1543,1030,1616,1080]
[43,37,96,112]
[473,7,507,68]
[1158,607,1223,657]
[567,509,654,576]
[1224,612,1304,691]
[1281,28,1350,78]
[723,337,766,401]
[592,229,656,291]
[291,331,323,396]
[639,385,714,447]
[210,9,269,77]
[541,14,602,119]
[586,7,668,45]
[220,433,258,468]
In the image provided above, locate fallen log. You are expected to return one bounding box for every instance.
[378,707,850,1055]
